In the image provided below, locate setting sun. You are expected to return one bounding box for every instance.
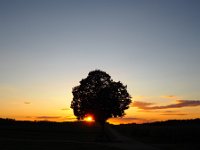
[84,116,94,122]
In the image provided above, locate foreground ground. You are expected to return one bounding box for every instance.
[112,119,200,150]
[0,118,200,150]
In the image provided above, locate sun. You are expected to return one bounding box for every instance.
[84,115,94,122]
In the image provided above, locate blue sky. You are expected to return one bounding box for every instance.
[0,0,200,123]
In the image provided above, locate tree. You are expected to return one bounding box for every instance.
[71,70,132,126]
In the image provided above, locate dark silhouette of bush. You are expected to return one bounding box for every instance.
[71,70,131,126]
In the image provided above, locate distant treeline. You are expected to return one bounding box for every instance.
[1,117,200,126]
[1,117,200,125]
[112,118,200,144]
[0,118,99,131]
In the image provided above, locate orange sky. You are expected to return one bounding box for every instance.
[1,89,200,124]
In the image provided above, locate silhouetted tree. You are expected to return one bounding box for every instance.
[71,70,132,126]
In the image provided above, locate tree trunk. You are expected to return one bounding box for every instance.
[97,120,111,142]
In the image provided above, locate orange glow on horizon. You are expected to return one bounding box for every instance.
[84,115,94,122]
[1,98,200,125]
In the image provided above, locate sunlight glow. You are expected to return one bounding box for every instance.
[84,115,94,122]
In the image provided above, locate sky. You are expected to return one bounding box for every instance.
[0,0,200,124]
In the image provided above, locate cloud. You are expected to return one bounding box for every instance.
[163,110,177,113]
[64,116,77,121]
[36,116,61,119]
[161,95,178,99]
[24,102,31,104]
[60,108,70,111]
[24,116,76,122]
[159,110,187,116]
[160,113,187,116]
[132,100,200,110]
[132,101,155,109]
[25,116,32,118]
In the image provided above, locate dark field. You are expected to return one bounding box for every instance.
[0,119,117,150]
[112,119,200,150]
[1,118,200,150]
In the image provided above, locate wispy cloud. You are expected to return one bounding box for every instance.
[160,113,187,116]
[161,95,178,99]
[60,108,70,111]
[132,101,155,109]
[163,110,177,113]
[63,116,77,121]
[24,102,31,104]
[159,110,187,116]
[24,116,76,122]
[132,100,200,110]
[36,116,61,119]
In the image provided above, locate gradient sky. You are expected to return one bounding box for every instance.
[0,0,200,124]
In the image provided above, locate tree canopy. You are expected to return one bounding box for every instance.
[71,70,132,125]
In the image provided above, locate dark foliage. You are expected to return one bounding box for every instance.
[71,70,131,125]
